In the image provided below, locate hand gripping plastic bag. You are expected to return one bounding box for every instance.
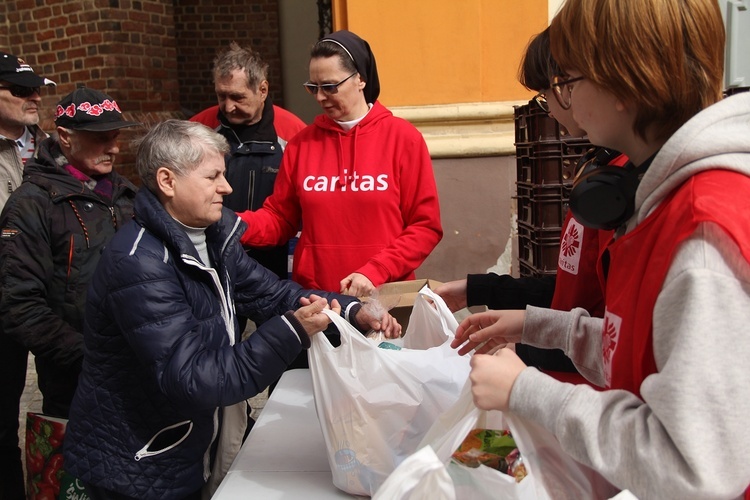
[418,380,620,500]
[309,286,471,496]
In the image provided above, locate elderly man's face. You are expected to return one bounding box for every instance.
[0,80,42,137]
[215,69,267,127]
[59,128,120,177]
[168,150,232,227]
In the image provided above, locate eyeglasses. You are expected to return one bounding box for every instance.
[551,75,584,110]
[532,91,549,113]
[0,85,41,98]
[303,72,357,95]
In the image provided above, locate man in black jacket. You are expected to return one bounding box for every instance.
[209,42,298,281]
[0,86,138,426]
[0,50,56,500]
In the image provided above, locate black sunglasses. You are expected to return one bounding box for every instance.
[303,72,357,96]
[0,85,41,98]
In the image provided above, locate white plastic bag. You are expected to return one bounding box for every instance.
[372,446,456,500]
[309,287,470,496]
[419,380,619,500]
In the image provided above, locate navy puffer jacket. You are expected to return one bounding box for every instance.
[64,187,359,498]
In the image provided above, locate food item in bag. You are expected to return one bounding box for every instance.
[505,447,528,482]
[451,428,527,482]
[377,341,402,350]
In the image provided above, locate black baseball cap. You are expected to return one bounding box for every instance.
[54,86,139,132]
[0,52,56,87]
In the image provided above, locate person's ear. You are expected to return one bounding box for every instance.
[357,74,366,91]
[156,167,177,198]
[56,126,72,149]
[258,80,269,101]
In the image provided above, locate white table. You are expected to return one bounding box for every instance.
[212,369,366,499]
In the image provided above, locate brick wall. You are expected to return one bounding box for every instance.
[0,2,8,54]
[175,0,284,117]
[2,0,283,183]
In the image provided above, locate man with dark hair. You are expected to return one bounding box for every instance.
[0,51,55,500]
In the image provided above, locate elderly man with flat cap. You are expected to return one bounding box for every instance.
[0,51,56,500]
[0,87,138,445]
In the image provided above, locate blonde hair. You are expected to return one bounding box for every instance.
[550,0,725,141]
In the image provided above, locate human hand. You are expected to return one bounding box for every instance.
[340,273,375,297]
[433,279,468,312]
[470,349,527,412]
[296,294,342,336]
[354,307,402,339]
[451,309,526,356]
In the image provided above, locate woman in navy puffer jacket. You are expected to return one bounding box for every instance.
[63,120,399,499]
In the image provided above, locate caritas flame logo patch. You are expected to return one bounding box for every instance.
[558,218,583,275]
[601,309,622,386]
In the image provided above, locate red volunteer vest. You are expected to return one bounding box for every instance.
[600,170,750,397]
[544,153,626,385]
[551,211,612,315]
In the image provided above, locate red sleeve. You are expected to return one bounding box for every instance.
[272,105,306,143]
[355,123,443,286]
[188,106,220,128]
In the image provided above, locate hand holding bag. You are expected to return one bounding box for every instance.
[418,380,619,500]
[309,286,470,496]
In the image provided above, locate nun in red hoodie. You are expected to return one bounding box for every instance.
[237,30,443,298]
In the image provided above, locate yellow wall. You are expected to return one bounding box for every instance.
[332,0,548,107]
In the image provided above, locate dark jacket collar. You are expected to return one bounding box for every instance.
[218,100,277,144]
[134,187,246,264]
[23,137,137,201]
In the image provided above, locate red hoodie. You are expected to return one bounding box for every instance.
[239,101,443,292]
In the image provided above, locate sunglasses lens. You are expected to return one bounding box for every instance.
[303,84,317,95]
[12,86,38,98]
[320,84,337,95]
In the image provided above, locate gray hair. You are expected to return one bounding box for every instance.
[213,41,269,89]
[135,120,229,192]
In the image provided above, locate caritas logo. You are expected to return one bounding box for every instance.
[558,218,583,275]
[303,169,389,192]
[601,309,622,386]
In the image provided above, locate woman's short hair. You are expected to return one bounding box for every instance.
[550,0,725,141]
[518,27,560,92]
[136,120,230,192]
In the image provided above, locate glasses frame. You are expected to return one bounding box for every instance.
[532,91,549,113]
[0,85,41,98]
[551,75,584,110]
[303,71,358,96]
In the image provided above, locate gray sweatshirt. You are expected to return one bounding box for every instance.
[510,92,750,499]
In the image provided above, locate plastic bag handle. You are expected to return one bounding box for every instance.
[319,308,378,376]
[412,285,459,338]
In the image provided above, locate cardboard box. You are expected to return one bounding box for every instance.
[362,279,444,330]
